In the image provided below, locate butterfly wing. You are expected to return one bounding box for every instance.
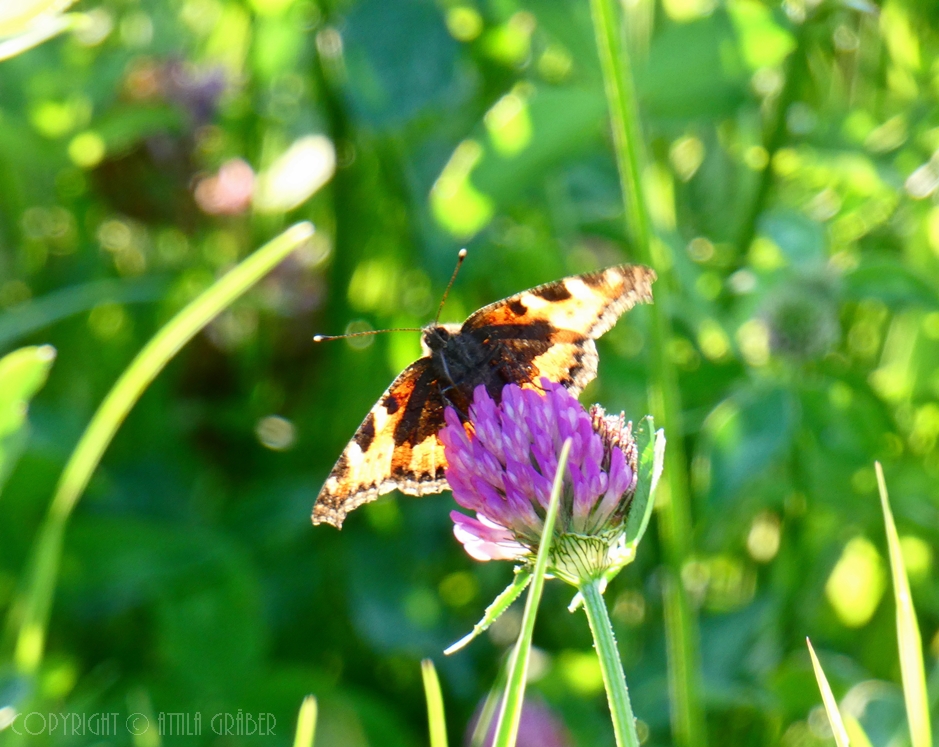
[312,358,450,528]
[461,264,656,395]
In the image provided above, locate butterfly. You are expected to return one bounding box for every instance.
[312,263,656,528]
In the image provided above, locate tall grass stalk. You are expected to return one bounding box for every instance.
[587,0,706,744]
[491,439,570,747]
[293,695,318,747]
[876,462,932,747]
[421,659,449,747]
[5,222,315,675]
[806,638,850,747]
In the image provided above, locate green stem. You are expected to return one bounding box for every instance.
[580,578,640,747]
[492,439,571,747]
[6,222,315,675]
[588,1,707,745]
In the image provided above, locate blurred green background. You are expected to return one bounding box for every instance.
[2,0,939,744]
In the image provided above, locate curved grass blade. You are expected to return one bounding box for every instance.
[0,277,164,351]
[445,567,532,655]
[491,438,571,747]
[876,462,932,747]
[421,659,449,747]
[5,222,315,675]
[806,637,850,747]
[293,695,318,747]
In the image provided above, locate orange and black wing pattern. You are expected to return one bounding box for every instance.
[462,264,656,395]
[312,358,449,528]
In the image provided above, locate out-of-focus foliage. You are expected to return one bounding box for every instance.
[1,0,939,745]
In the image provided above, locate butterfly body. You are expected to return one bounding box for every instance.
[313,264,656,528]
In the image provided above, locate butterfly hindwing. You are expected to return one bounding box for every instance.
[312,359,448,527]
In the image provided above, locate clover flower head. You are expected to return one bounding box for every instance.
[440,380,639,584]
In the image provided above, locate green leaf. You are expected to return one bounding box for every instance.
[876,462,932,747]
[623,416,665,550]
[421,659,448,747]
[0,345,55,495]
[806,637,850,747]
[492,438,571,747]
[293,696,318,747]
[0,277,164,350]
[444,567,532,655]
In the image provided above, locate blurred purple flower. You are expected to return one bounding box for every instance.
[440,380,638,582]
[161,59,227,125]
[465,697,573,747]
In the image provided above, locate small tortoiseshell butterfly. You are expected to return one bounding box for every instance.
[312,263,656,528]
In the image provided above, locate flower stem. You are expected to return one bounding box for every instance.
[492,439,571,747]
[580,578,640,747]
[587,0,707,745]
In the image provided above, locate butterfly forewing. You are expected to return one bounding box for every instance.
[312,359,448,527]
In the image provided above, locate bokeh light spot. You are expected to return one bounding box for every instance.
[737,319,770,367]
[403,586,441,629]
[438,571,478,608]
[88,303,129,340]
[430,139,494,239]
[670,135,705,181]
[445,6,482,42]
[254,135,335,214]
[67,131,105,169]
[254,415,296,451]
[557,650,604,697]
[825,536,886,628]
[900,535,933,583]
[484,90,532,156]
[746,511,781,563]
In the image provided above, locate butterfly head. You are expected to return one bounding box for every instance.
[420,323,462,357]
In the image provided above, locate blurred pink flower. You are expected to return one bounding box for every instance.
[466,697,574,747]
[194,158,254,216]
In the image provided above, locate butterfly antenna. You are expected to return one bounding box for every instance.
[313,327,422,343]
[434,248,467,324]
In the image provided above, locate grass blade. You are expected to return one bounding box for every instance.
[876,462,932,747]
[293,695,318,747]
[806,637,850,747]
[422,659,449,747]
[0,277,164,350]
[491,438,571,747]
[845,715,875,747]
[5,222,315,675]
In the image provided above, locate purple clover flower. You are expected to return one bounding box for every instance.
[440,380,638,583]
